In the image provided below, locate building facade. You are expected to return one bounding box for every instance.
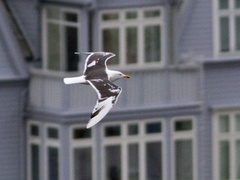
[0,0,240,180]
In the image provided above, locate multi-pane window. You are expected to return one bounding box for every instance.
[28,122,41,180]
[43,6,79,71]
[102,120,165,180]
[214,0,240,56]
[45,124,60,180]
[28,122,61,180]
[213,112,240,180]
[71,125,94,180]
[100,6,164,67]
[172,118,196,180]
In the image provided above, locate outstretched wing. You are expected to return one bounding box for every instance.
[83,52,115,78]
[86,80,122,128]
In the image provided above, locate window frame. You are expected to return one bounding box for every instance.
[69,124,96,180]
[101,119,167,180]
[213,110,240,180]
[99,6,166,69]
[213,0,240,58]
[27,121,42,180]
[42,5,81,72]
[171,116,197,180]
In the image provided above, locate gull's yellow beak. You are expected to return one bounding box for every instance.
[123,74,130,79]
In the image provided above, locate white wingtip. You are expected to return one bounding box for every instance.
[86,97,114,128]
[86,122,94,129]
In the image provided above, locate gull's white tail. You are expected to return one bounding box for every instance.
[63,76,86,84]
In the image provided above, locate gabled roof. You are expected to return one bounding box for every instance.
[0,0,28,80]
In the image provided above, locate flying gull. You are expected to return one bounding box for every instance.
[63,52,130,128]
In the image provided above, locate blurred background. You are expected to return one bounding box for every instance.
[0,0,239,180]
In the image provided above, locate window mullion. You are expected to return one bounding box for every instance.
[139,138,146,180]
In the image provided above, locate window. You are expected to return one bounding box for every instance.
[102,120,165,180]
[28,122,61,180]
[28,122,41,180]
[45,124,60,180]
[100,6,165,68]
[213,111,240,180]
[172,117,196,180]
[71,125,95,180]
[213,0,240,57]
[43,6,79,71]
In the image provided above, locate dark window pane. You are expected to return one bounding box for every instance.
[146,122,161,134]
[73,128,91,139]
[235,16,240,50]
[128,144,139,180]
[105,145,121,180]
[128,124,138,135]
[102,13,119,21]
[65,26,78,71]
[47,7,60,19]
[74,147,92,180]
[236,0,240,8]
[47,127,59,139]
[220,17,230,52]
[219,115,229,133]
[236,114,240,132]
[126,27,138,64]
[144,25,161,63]
[126,11,137,19]
[219,0,229,9]
[103,29,119,65]
[105,125,121,137]
[236,141,240,179]
[31,144,40,180]
[30,125,39,136]
[219,141,230,180]
[64,12,78,22]
[48,147,59,180]
[47,23,60,70]
[175,140,193,180]
[144,10,161,18]
[146,142,162,180]
[175,120,192,131]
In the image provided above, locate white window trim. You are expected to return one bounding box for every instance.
[99,6,166,70]
[212,0,240,58]
[27,121,41,180]
[101,119,167,180]
[42,5,81,72]
[212,110,240,180]
[171,116,198,180]
[44,123,61,180]
[69,124,96,180]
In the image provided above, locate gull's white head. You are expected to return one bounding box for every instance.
[107,70,130,82]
